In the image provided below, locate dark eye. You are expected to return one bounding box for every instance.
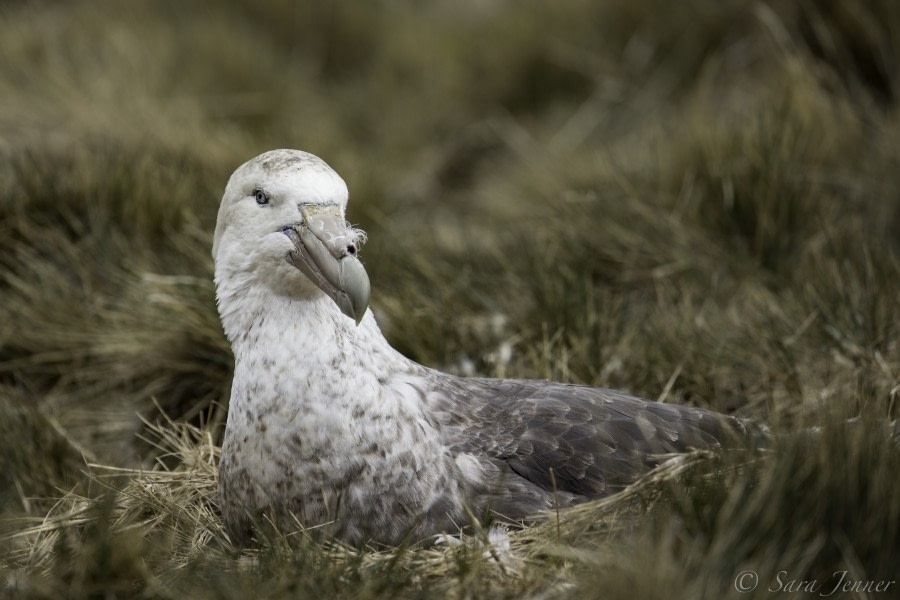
[254,189,269,206]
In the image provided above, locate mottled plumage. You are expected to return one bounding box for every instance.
[213,149,760,546]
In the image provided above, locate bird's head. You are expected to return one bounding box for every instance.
[213,149,370,325]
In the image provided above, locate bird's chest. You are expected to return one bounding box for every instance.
[219,362,451,535]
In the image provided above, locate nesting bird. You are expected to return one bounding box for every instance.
[213,149,757,546]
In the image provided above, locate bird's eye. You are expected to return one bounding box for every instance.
[254,189,269,206]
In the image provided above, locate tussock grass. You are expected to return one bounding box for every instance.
[1,0,898,597]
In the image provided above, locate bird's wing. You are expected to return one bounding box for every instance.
[433,376,756,498]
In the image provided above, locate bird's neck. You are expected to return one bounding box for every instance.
[218,283,400,383]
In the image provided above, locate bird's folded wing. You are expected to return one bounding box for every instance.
[435,376,758,498]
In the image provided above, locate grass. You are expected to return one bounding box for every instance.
[1,0,899,597]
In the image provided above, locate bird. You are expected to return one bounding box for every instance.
[213,149,762,547]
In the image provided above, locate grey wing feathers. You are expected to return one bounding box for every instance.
[447,377,755,499]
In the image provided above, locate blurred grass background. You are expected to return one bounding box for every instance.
[1,0,898,598]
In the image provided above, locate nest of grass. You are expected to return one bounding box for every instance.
[3,414,742,598]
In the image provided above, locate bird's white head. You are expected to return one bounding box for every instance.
[213,149,370,326]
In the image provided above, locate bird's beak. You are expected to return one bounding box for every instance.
[283,206,371,325]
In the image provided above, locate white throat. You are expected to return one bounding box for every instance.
[216,266,395,379]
